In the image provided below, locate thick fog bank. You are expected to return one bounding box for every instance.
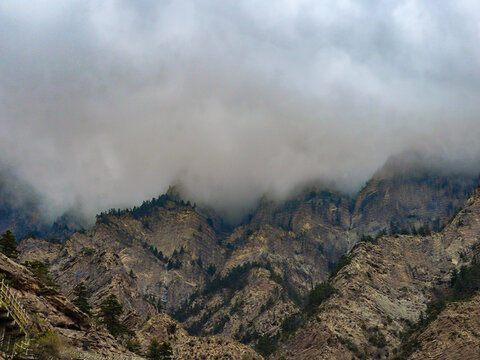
[1,1,480,222]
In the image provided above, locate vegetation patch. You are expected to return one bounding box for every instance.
[329,254,353,279]
[72,282,92,315]
[98,294,133,338]
[254,282,337,357]
[0,230,19,259]
[96,193,191,220]
[23,260,57,288]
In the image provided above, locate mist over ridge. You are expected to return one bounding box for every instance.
[1,1,480,223]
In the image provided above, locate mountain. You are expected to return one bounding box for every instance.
[0,171,47,238]
[6,153,479,358]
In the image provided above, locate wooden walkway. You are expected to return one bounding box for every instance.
[0,280,144,360]
[0,279,31,359]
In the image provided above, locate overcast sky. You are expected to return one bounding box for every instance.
[1,0,480,221]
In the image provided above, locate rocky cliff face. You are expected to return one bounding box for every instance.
[273,187,480,359]
[18,195,335,346]
[406,292,480,360]
[352,154,477,235]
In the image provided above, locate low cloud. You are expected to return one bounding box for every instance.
[1,1,480,221]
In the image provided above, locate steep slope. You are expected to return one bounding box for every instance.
[20,195,225,320]
[400,238,480,360]
[0,253,262,359]
[273,187,480,359]
[405,292,480,360]
[0,253,134,358]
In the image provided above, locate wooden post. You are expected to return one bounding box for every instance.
[0,325,5,351]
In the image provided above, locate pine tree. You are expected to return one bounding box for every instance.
[23,260,56,287]
[147,339,161,360]
[129,269,136,279]
[98,294,126,337]
[147,339,173,360]
[158,342,174,360]
[72,282,92,315]
[0,230,19,259]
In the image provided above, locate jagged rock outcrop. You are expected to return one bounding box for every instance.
[248,187,354,262]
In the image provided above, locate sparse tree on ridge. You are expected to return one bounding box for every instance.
[72,282,92,315]
[98,294,128,337]
[147,339,174,360]
[0,230,19,259]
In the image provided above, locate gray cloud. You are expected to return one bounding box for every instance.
[1,0,480,221]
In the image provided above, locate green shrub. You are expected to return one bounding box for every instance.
[368,331,387,348]
[359,234,376,244]
[255,334,279,357]
[125,338,142,355]
[304,282,336,315]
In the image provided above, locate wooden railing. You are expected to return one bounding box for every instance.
[0,279,29,336]
[0,280,143,359]
[0,278,31,357]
